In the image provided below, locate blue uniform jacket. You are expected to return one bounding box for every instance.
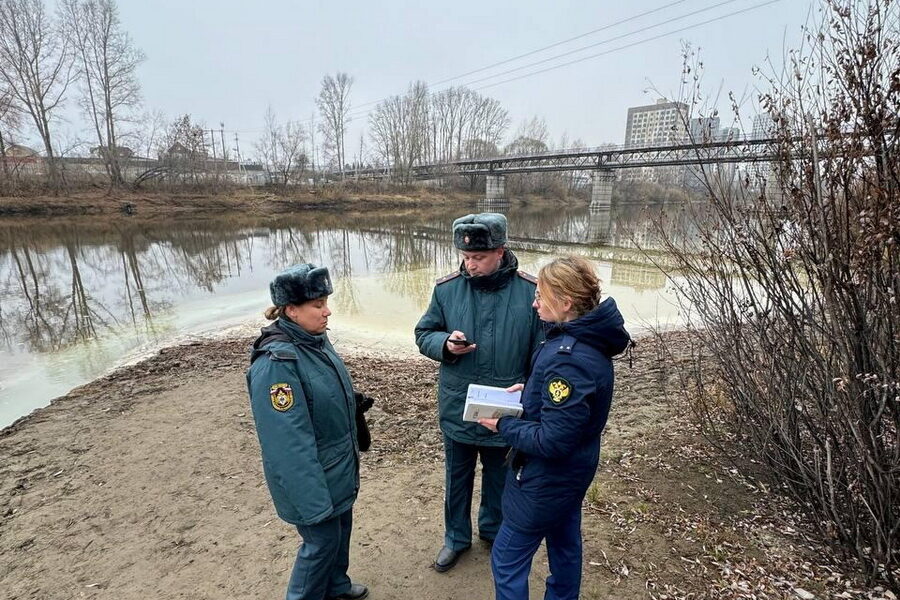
[246,319,359,526]
[415,250,543,446]
[497,298,631,533]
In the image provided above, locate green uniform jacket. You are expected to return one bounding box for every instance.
[246,319,359,526]
[415,250,543,446]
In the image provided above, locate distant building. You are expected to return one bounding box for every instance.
[2,143,39,159]
[717,127,742,142]
[623,98,689,184]
[749,114,779,191]
[751,114,776,140]
[689,116,721,143]
[164,142,208,161]
[90,145,135,159]
[624,98,689,149]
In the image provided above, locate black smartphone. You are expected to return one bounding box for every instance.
[448,338,475,346]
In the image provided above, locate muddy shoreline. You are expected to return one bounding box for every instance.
[0,188,483,218]
[0,333,877,599]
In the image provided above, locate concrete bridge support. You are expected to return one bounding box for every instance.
[590,169,615,208]
[485,174,506,201]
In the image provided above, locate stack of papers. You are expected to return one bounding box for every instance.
[463,384,523,422]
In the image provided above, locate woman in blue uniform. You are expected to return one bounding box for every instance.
[246,264,368,600]
[478,256,631,600]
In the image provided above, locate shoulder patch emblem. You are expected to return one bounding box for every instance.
[435,271,461,285]
[270,383,294,412]
[517,271,537,284]
[547,377,572,405]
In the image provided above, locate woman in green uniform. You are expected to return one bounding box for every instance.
[246,263,368,600]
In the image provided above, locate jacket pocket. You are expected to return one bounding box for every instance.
[321,435,357,507]
[318,434,353,468]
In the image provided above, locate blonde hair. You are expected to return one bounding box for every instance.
[538,256,602,318]
[264,305,285,321]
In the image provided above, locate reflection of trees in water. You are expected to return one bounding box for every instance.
[328,230,360,316]
[64,239,105,343]
[0,203,709,355]
[7,244,62,351]
[0,220,263,353]
[117,226,151,323]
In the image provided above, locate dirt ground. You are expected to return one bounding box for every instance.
[0,187,480,217]
[0,334,884,599]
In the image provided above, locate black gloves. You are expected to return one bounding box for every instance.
[353,391,375,451]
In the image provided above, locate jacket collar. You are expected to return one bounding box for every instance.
[541,297,631,357]
[277,317,328,348]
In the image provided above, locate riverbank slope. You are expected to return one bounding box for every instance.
[0,333,872,599]
[0,187,483,217]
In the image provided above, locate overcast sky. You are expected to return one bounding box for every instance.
[59,0,817,158]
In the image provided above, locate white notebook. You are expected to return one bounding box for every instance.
[463,384,523,422]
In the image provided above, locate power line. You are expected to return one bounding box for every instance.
[340,0,709,120]
[472,0,783,92]
[428,0,693,87]
[451,0,749,90]
[234,0,781,139]
[340,0,776,124]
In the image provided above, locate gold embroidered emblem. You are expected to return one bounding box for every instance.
[270,383,294,412]
[547,377,572,405]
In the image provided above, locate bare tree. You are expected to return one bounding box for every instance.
[657,0,899,589]
[316,72,352,177]
[0,82,21,186]
[255,106,308,187]
[61,0,144,188]
[369,81,429,184]
[160,113,207,184]
[0,0,73,190]
[425,86,508,166]
[135,108,165,160]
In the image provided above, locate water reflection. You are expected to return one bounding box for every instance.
[587,207,612,245]
[0,202,692,426]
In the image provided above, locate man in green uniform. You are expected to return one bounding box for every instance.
[415,213,543,572]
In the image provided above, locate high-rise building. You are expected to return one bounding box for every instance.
[624,98,689,148]
[623,98,689,184]
[689,116,721,143]
[750,114,779,192]
[717,126,742,142]
[751,114,776,140]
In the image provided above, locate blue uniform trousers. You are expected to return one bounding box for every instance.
[443,434,507,551]
[491,504,582,600]
[287,509,353,600]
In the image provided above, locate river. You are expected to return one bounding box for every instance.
[0,200,695,427]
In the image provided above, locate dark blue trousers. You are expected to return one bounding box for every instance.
[443,434,508,551]
[287,509,353,600]
[491,505,582,600]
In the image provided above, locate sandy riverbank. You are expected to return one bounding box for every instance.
[0,333,874,599]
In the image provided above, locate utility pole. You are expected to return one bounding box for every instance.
[220,123,228,184]
[357,133,364,182]
[209,128,218,186]
[310,111,318,184]
[220,123,227,161]
[234,132,243,165]
[234,132,245,184]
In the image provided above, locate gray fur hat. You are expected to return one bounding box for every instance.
[452,212,508,250]
[269,263,333,306]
